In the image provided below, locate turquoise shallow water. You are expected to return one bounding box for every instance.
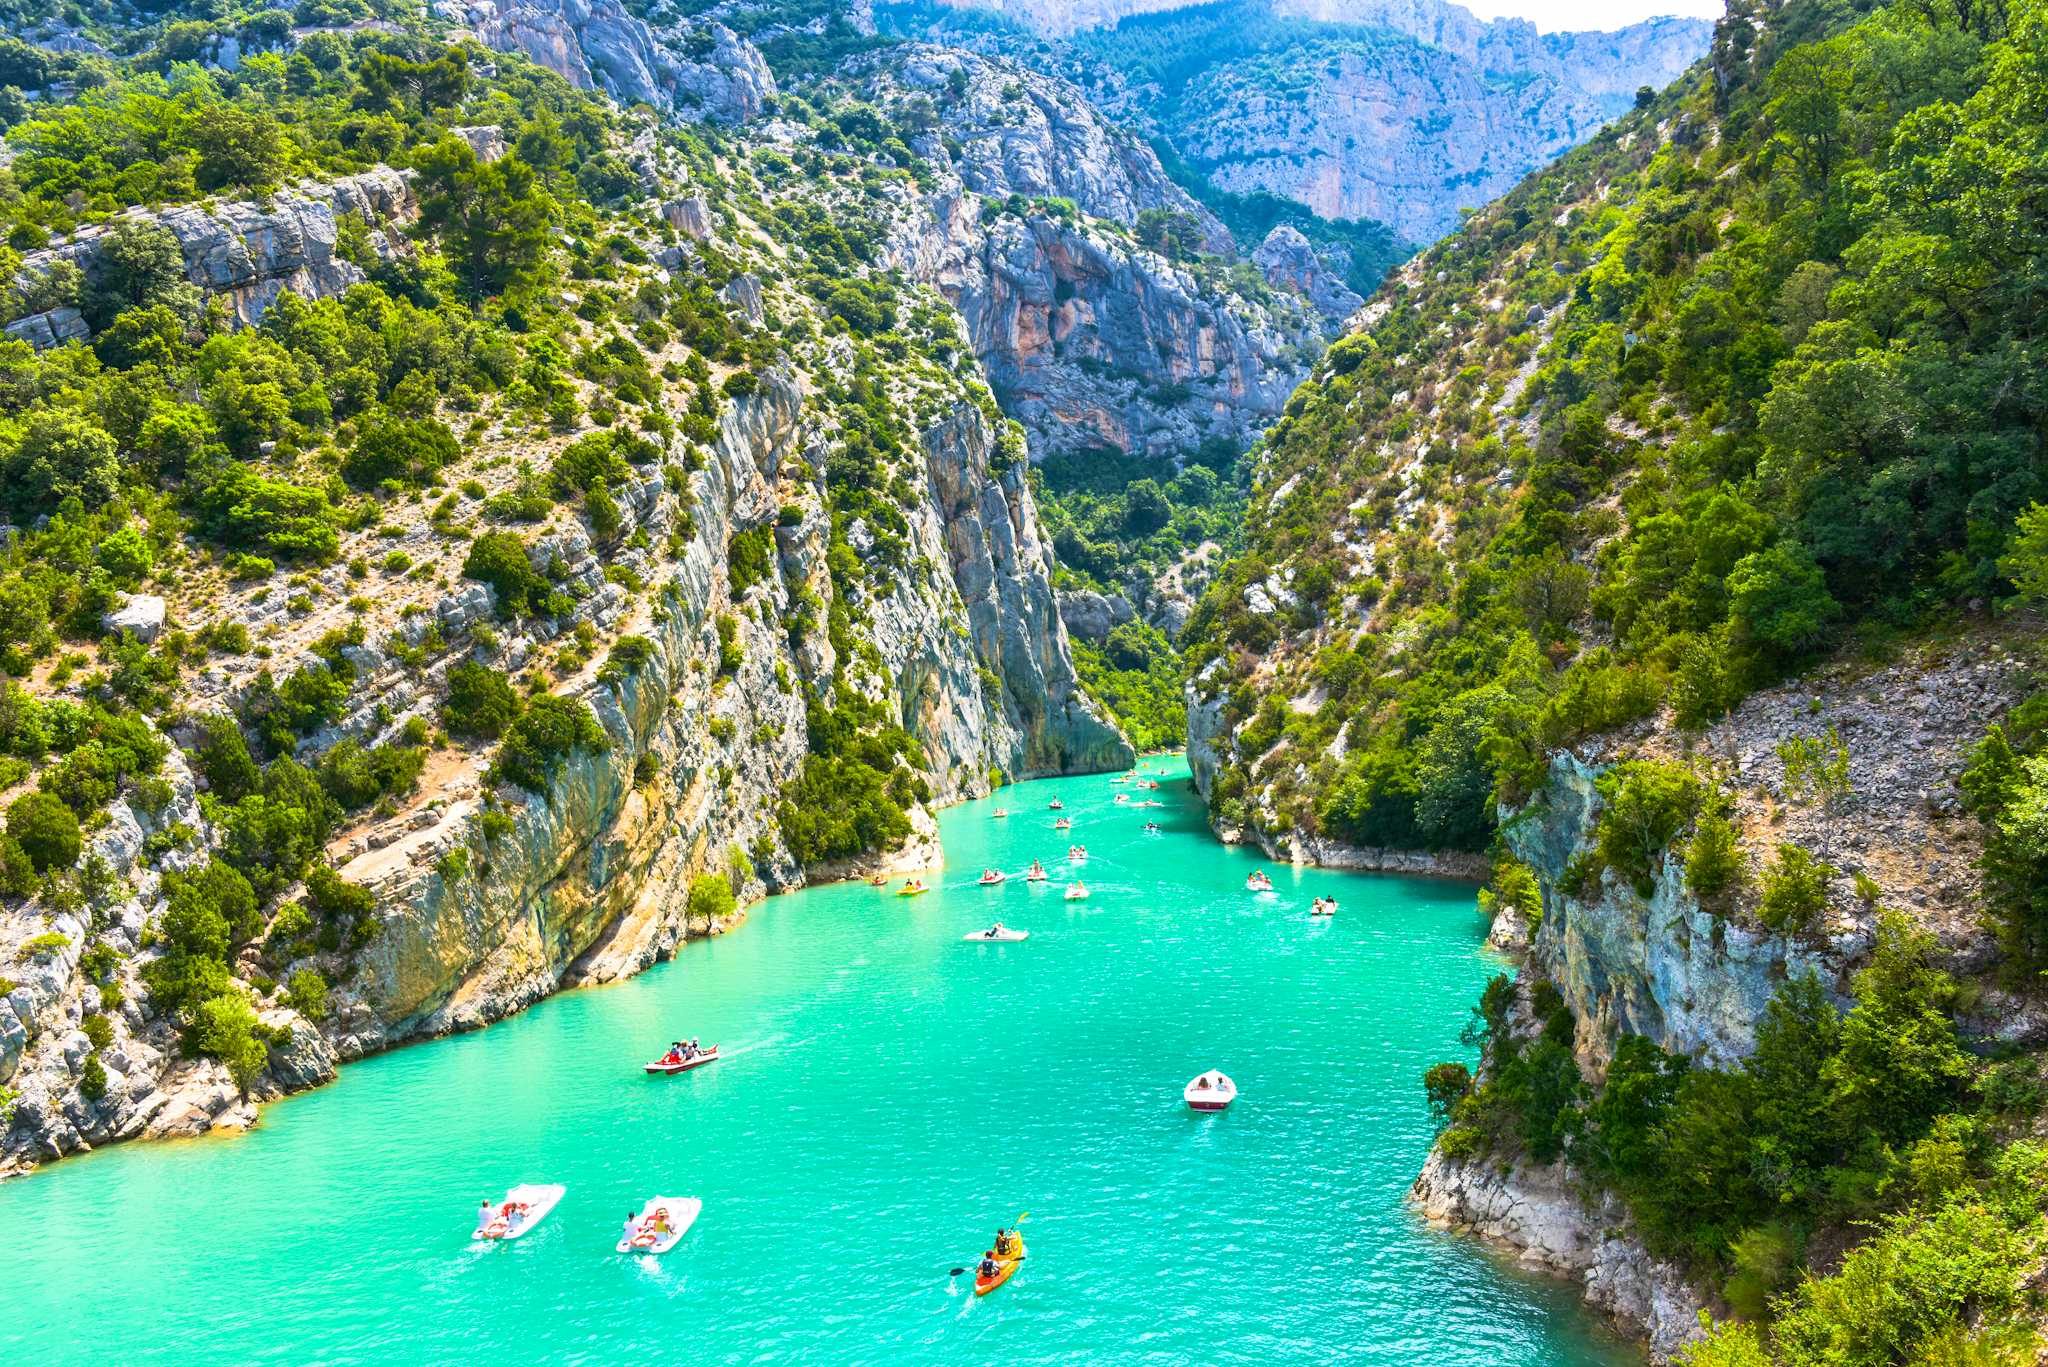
[1,757,1635,1366]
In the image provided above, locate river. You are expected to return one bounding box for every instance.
[0,756,1634,1365]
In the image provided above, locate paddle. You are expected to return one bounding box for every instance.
[950,1212,1032,1276]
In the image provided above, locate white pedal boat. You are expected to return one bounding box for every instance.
[644,1044,720,1074]
[1064,883,1090,901]
[616,1196,702,1254]
[1184,1072,1236,1113]
[964,926,1029,941]
[474,1183,565,1240]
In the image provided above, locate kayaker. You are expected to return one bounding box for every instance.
[979,1252,999,1279]
[994,1228,1016,1257]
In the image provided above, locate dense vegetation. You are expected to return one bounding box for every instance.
[1189,0,2048,858]
[1034,444,1247,748]
[1431,907,2041,1352]
[0,0,968,1105]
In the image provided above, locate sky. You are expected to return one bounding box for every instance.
[1456,0,1726,30]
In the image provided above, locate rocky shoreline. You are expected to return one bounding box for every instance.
[1411,1150,1708,1361]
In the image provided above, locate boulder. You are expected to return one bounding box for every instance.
[101,594,166,642]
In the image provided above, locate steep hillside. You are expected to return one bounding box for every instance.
[0,5,1129,1171]
[1182,0,2048,1355]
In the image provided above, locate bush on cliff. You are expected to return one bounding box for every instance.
[7,791,80,873]
[490,694,609,793]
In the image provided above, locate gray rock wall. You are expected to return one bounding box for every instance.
[6,168,416,348]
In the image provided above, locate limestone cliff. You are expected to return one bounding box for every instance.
[1401,631,2042,1357]
[903,0,1707,248]
[864,46,1324,465]
[0,127,1125,1170]
[437,0,776,122]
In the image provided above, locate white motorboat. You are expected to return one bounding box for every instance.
[1184,1072,1237,1113]
[963,926,1029,942]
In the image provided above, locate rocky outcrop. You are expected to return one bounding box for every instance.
[1412,1150,1709,1361]
[883,44,1228,247]
[889,192,1309,463]
[1172,20,1705,244]
[925,0,1706,246]
[7,168,415,347]
[1253,225,1364,323]
[443,0,774,123]
[863,47,1320,466]
[1506,637,2032,1073]
[922,404,1133,776]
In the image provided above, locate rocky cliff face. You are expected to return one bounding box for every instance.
[865,47,1323,465]
[913,0,1707,249]
[1398,631,2040,1357]
[5,167,417,349]
[1169,18,1706,244]
[0,356,1125,1170]
[1507,636,2034,1075]
[440,0,775,122]
[0,124,1125,1169]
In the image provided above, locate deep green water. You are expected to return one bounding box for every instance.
[1,757,1635,1365]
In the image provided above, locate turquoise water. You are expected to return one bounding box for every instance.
[1,758,1635,1366]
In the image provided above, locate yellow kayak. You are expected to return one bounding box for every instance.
[897,882,928,896]
[975,1234,1025,1295]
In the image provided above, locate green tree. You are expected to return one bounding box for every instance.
[412,140,558,299]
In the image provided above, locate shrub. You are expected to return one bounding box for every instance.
[193,991,268,1090]
[1423,1061,1472,1132]
[7,791,80,872]
[1593,761,1703,897]
[443,661,522,740]
[727,526,775,594]
[342,416,459,488]
[1684,813,1743,901]
[285,967,329,1021]
[78,1053,107,1101]
[1758,843,1831,932]
[492,694,609,792]
[462,531,549,617]
[81,1012,114,1050]
[597,635,656,686]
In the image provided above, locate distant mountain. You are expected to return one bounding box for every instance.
[887,0,1712,246]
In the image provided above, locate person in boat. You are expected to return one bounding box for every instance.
[979,1252,999,1279]
[623,1209,641,1242]
[994,1228,1017,1257]
[1029,860,1045,878]
[478,1199,496,1234]
[649,1206,672,1235]
[689,1037,701,1057]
